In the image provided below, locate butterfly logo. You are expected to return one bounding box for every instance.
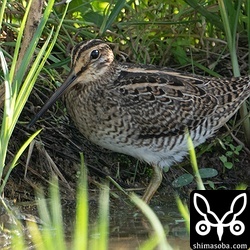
[193,193,247,241]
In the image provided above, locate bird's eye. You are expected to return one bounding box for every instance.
[90,50,99,60]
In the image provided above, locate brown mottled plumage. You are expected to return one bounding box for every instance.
[30,39,250,203]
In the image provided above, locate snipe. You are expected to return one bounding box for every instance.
[29,39,250,203]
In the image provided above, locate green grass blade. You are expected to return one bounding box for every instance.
[131,194,172,250]
[27,220,46,250]
[0,49,13,172]
[35,189,53,250]
[0,129,41,194]
[14,1,69,130]
[50,177,66,250]
[175,196,190,234]
[248,0,250,72]
[12,28,54,132]
[105,0,126,32]
[73,153,89,250]
[245,1,250,144]
[0,0,7,32]
[11,231,26,250]
[218,0,250,144]
[0,0,69,194]
[0,0,50,174]
[218,0,241,76]
[97,183,109,250]
[184,0,223,30]
[13,0,55,88]
[186,133,205,190]
[99,0,126,35]
[8,0,33,84]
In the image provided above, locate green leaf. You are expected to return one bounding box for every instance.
[219,155,227,163]
[84,11,104,27]
[207,180,215,189]
[224,162,233,169]
[235,145,243,153]
[172,173,194,188]
[198,168,218,179]
[226,151,233,157]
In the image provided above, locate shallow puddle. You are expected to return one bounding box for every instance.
[105,194,189,249]
[0,191,190,249]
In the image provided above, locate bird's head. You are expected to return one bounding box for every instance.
[28,39,115,127]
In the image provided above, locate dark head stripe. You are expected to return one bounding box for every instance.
[72,39,104,65]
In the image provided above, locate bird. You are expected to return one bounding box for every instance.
[29,39,250,204]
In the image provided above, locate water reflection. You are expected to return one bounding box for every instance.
[90,193,189,249]
[0,192,190,249]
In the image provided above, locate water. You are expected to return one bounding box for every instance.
[0,193,190,249]
[106,195,189,249]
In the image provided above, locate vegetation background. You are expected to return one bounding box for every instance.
[0,0,249,249]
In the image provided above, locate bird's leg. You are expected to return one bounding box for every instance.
[142,165,163,204]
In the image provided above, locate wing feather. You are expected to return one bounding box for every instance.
[113,68,219,138]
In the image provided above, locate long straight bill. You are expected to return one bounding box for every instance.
[28,72,76,128]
